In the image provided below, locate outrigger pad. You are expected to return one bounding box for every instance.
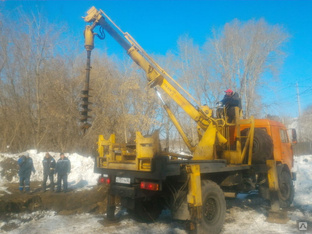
[266,209,289,224]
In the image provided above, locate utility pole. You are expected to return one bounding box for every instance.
[296,82,301,142]
[296,82,301,116]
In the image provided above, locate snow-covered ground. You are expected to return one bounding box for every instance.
[1,152,312,233]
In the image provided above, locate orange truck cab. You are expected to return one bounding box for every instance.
[241,119,295,172]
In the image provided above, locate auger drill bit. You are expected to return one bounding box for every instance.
[80,25,95,132]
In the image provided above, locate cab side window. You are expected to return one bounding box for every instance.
[280,129,289,143]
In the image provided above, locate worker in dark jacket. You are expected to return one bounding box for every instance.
[55,153,71,193]
[42,152,56,192]
[220,88,242,122]
[18,152,35,193]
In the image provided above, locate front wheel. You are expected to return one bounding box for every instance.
[278,167,294,208]
[198,180,226,234]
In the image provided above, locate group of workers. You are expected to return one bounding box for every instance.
[18,152,71,193]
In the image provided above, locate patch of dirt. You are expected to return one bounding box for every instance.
[0,182,109,231]
[0,155,110,232]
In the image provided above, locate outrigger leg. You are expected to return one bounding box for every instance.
[106,193,116,221]
[266,160,289,224]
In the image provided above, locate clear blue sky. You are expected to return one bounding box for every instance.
[1,0,312,118]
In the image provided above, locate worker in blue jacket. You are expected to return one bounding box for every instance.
[42,152,56,192]
[18,152,35,193]
[55,153,71,193]
[218,88,242,123]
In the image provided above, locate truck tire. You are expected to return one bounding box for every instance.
[198,180,226,234]
[278,167,294,208]
[241,128,273,164]
[129,197,163,223]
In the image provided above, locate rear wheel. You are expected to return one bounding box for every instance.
[198,180,226,234]
[241,128,273,164]
[278,167,294,208]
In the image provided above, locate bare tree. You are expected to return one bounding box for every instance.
[0,9,291,155]
[0,7,80,152]
[206,18,289,117]
[298,105,312,142]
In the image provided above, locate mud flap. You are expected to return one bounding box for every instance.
[266,160,289,224]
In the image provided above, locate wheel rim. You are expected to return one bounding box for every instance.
[280,182,290,199]
[203,197,218,222]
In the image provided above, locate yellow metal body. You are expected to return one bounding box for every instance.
[266,159,283,217]
[84,26,95,51]
[127,47,210,129]
[223,114,255,165]
[136,131,160,171]
[186,165,202,221]
[193,124,217,160]
[266,160,279,191]
[266,160,290,224]
[97,131,159,171]
[163,104,195,152]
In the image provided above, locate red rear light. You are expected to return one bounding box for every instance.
[140,181,159,191]
[99,177,105,184]
[98,176,110,185]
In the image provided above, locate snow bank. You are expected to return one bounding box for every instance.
[293,155,312,210]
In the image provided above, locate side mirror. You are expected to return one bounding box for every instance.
[291,128,297,144]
